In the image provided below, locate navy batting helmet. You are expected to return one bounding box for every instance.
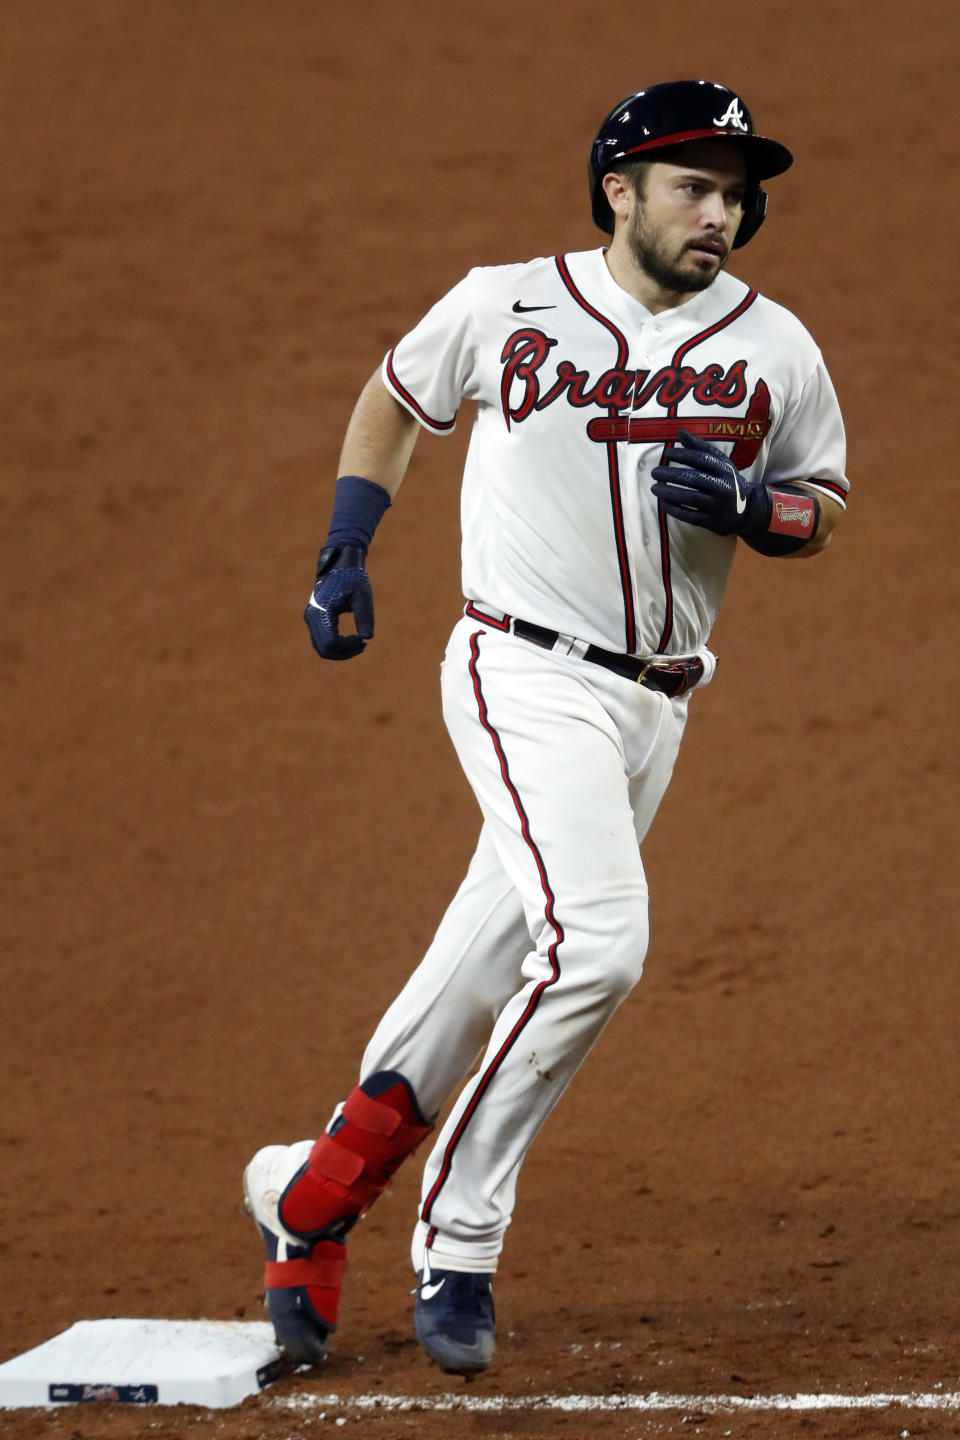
[589,81,793,249]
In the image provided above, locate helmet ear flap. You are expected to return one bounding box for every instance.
[589,151,616,234]
[733,185,768,248]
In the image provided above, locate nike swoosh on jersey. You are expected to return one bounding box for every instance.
[420,1278,446,1301]
[511,301,557,313]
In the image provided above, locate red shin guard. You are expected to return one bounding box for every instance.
[264,1238,347,1331]
[279,1074,433,1245]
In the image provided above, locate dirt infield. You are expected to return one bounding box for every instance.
[2,2,958,1436]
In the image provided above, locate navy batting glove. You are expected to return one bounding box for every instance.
[651,429,772,537]
[303,544,374,660]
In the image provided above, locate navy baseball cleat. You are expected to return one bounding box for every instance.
[414,1257,496,1375]
[243,1142,345,1365]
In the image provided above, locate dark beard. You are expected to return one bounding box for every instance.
[628,211,723,295]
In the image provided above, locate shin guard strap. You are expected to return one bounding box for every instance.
[340,1087,431,1151]
[309,1135,365,1188]
[265,1244,347,1291]
[342,1087,403,1136]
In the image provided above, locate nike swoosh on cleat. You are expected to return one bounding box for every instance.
[420,1279,446,1301]
[512,301,557,313]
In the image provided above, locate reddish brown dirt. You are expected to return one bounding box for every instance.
[2,3,958,1438]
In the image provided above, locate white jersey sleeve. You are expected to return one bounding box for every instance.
[381,271,481,435]
[762,357,849,508]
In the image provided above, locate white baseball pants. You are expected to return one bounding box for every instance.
[357,613,689,1271]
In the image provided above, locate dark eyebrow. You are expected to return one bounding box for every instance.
[674,169,747,189]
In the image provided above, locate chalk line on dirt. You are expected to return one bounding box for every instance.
[272,1390,960,1415]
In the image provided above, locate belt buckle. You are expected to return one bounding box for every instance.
[635,661,654,686]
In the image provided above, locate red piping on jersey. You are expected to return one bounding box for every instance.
[465,601,510,631]
[420,631,564,1236]
[804,476,847,506]
[554,253,637,654]
[384,347,456,432]
[654,286,758,652]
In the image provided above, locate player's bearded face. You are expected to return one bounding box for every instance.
[626,203,726,293]
[626,153,746,295]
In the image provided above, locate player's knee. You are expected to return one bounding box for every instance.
[579,890,649,1002]
[528,885,649,1000]
[602,913,649,999]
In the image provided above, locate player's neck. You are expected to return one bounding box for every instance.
[603,238,702,315]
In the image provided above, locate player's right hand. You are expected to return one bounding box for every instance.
[303,544,374,660]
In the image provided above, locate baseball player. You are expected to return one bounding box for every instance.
[243,79,848,1377]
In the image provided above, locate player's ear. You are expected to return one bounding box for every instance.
[601,171,634,226]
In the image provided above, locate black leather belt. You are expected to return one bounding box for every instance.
[512,618,704,698]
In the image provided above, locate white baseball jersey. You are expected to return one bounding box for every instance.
[381,247,848,658]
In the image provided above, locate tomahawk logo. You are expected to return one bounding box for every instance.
[714,98,749,132]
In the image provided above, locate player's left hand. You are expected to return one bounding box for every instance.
[651,429,772,538]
